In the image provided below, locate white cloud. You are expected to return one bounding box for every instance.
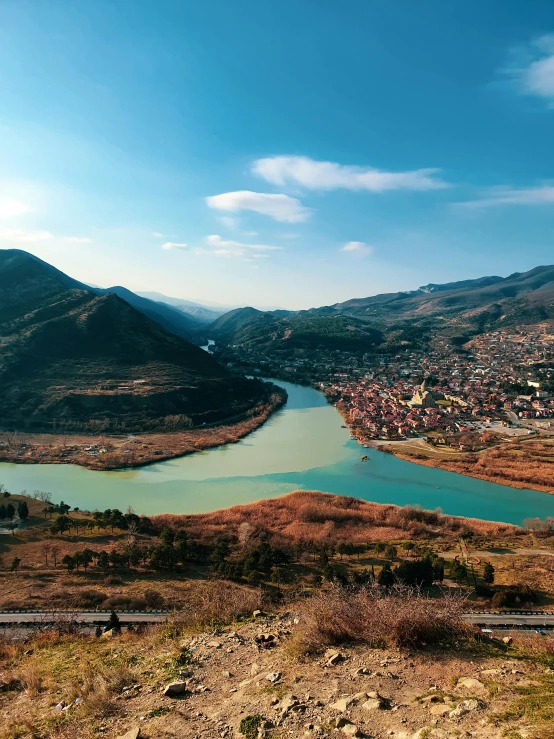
[0,228,54,243]
[457,185,554,208]
[252,155,447,192]
[501,34,554,104]
[205,234,282,260]
[206,190,310,222]
[0,199,33,218]
[60,236,92,244]
[341,241,374,256]
[161,242,188,250]
[0,229,92,245]
[152,232,165,238]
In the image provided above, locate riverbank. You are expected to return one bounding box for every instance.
[0,387,287,471]
[371,436,554,495]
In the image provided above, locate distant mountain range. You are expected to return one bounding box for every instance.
[0,250,266,432]
[136,291,227,324]
[207,265,554,352]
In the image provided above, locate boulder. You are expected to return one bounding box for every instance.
[335,717,362,737]
[429,704,451,716]
[163,681,187,697]
[265,672,281,683]
[362,691,390,711]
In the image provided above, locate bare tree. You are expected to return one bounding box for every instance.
[50,545,60,568]
[40,543,53,568]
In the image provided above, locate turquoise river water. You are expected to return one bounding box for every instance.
[1,379,554,524]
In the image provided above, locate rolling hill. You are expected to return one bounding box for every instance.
[0,250,268,432]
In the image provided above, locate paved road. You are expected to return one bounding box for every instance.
[1,611,554,628]
[463,613,554,627]
[441,548,554,559]
[0,611,168,624]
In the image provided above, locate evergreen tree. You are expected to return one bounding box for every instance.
[61,554,75,571]
[17,501,29,520]
[6,503,15,519]
[0,504,6,520]
[97,551,110,571]
[159,527,175,546]
[377,562,395,587]
[107,610,121,633]
[483,562,495,584]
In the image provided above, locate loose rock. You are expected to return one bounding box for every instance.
[163,681,188,697]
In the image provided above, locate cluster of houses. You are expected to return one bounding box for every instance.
[324,328,554,441]
[216,324,554,442]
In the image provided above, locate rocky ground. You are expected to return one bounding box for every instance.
[3,609,550,739]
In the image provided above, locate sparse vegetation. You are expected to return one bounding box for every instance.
[286,585,469,657]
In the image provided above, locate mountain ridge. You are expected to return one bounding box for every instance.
[207,264,554,351]
[0,249,267,432]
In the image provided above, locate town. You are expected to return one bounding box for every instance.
[213,326,554,449]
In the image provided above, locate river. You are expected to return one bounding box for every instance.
[1,379,554,524]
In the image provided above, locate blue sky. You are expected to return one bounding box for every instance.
[2,1,554,309]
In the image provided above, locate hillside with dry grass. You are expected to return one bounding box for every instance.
[1,492,554,737]
[1,588,554,739]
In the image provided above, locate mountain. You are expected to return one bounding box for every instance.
[209,265,554,353]
[137,291,227,324]
[210,307,382,351]
[98,286,203,340]
[0,249,267,432]
[325,265,554,334]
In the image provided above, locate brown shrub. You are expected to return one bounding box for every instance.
[165,580,262,633]
[103,595,147,610]
[287,585,469,657]
[71,589,106,609]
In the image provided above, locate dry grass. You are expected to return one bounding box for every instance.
[154,490,517,548]
[165,580,262,633]
[16,660,44,698]
[286,585,470,657]
[75,664,135,719]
